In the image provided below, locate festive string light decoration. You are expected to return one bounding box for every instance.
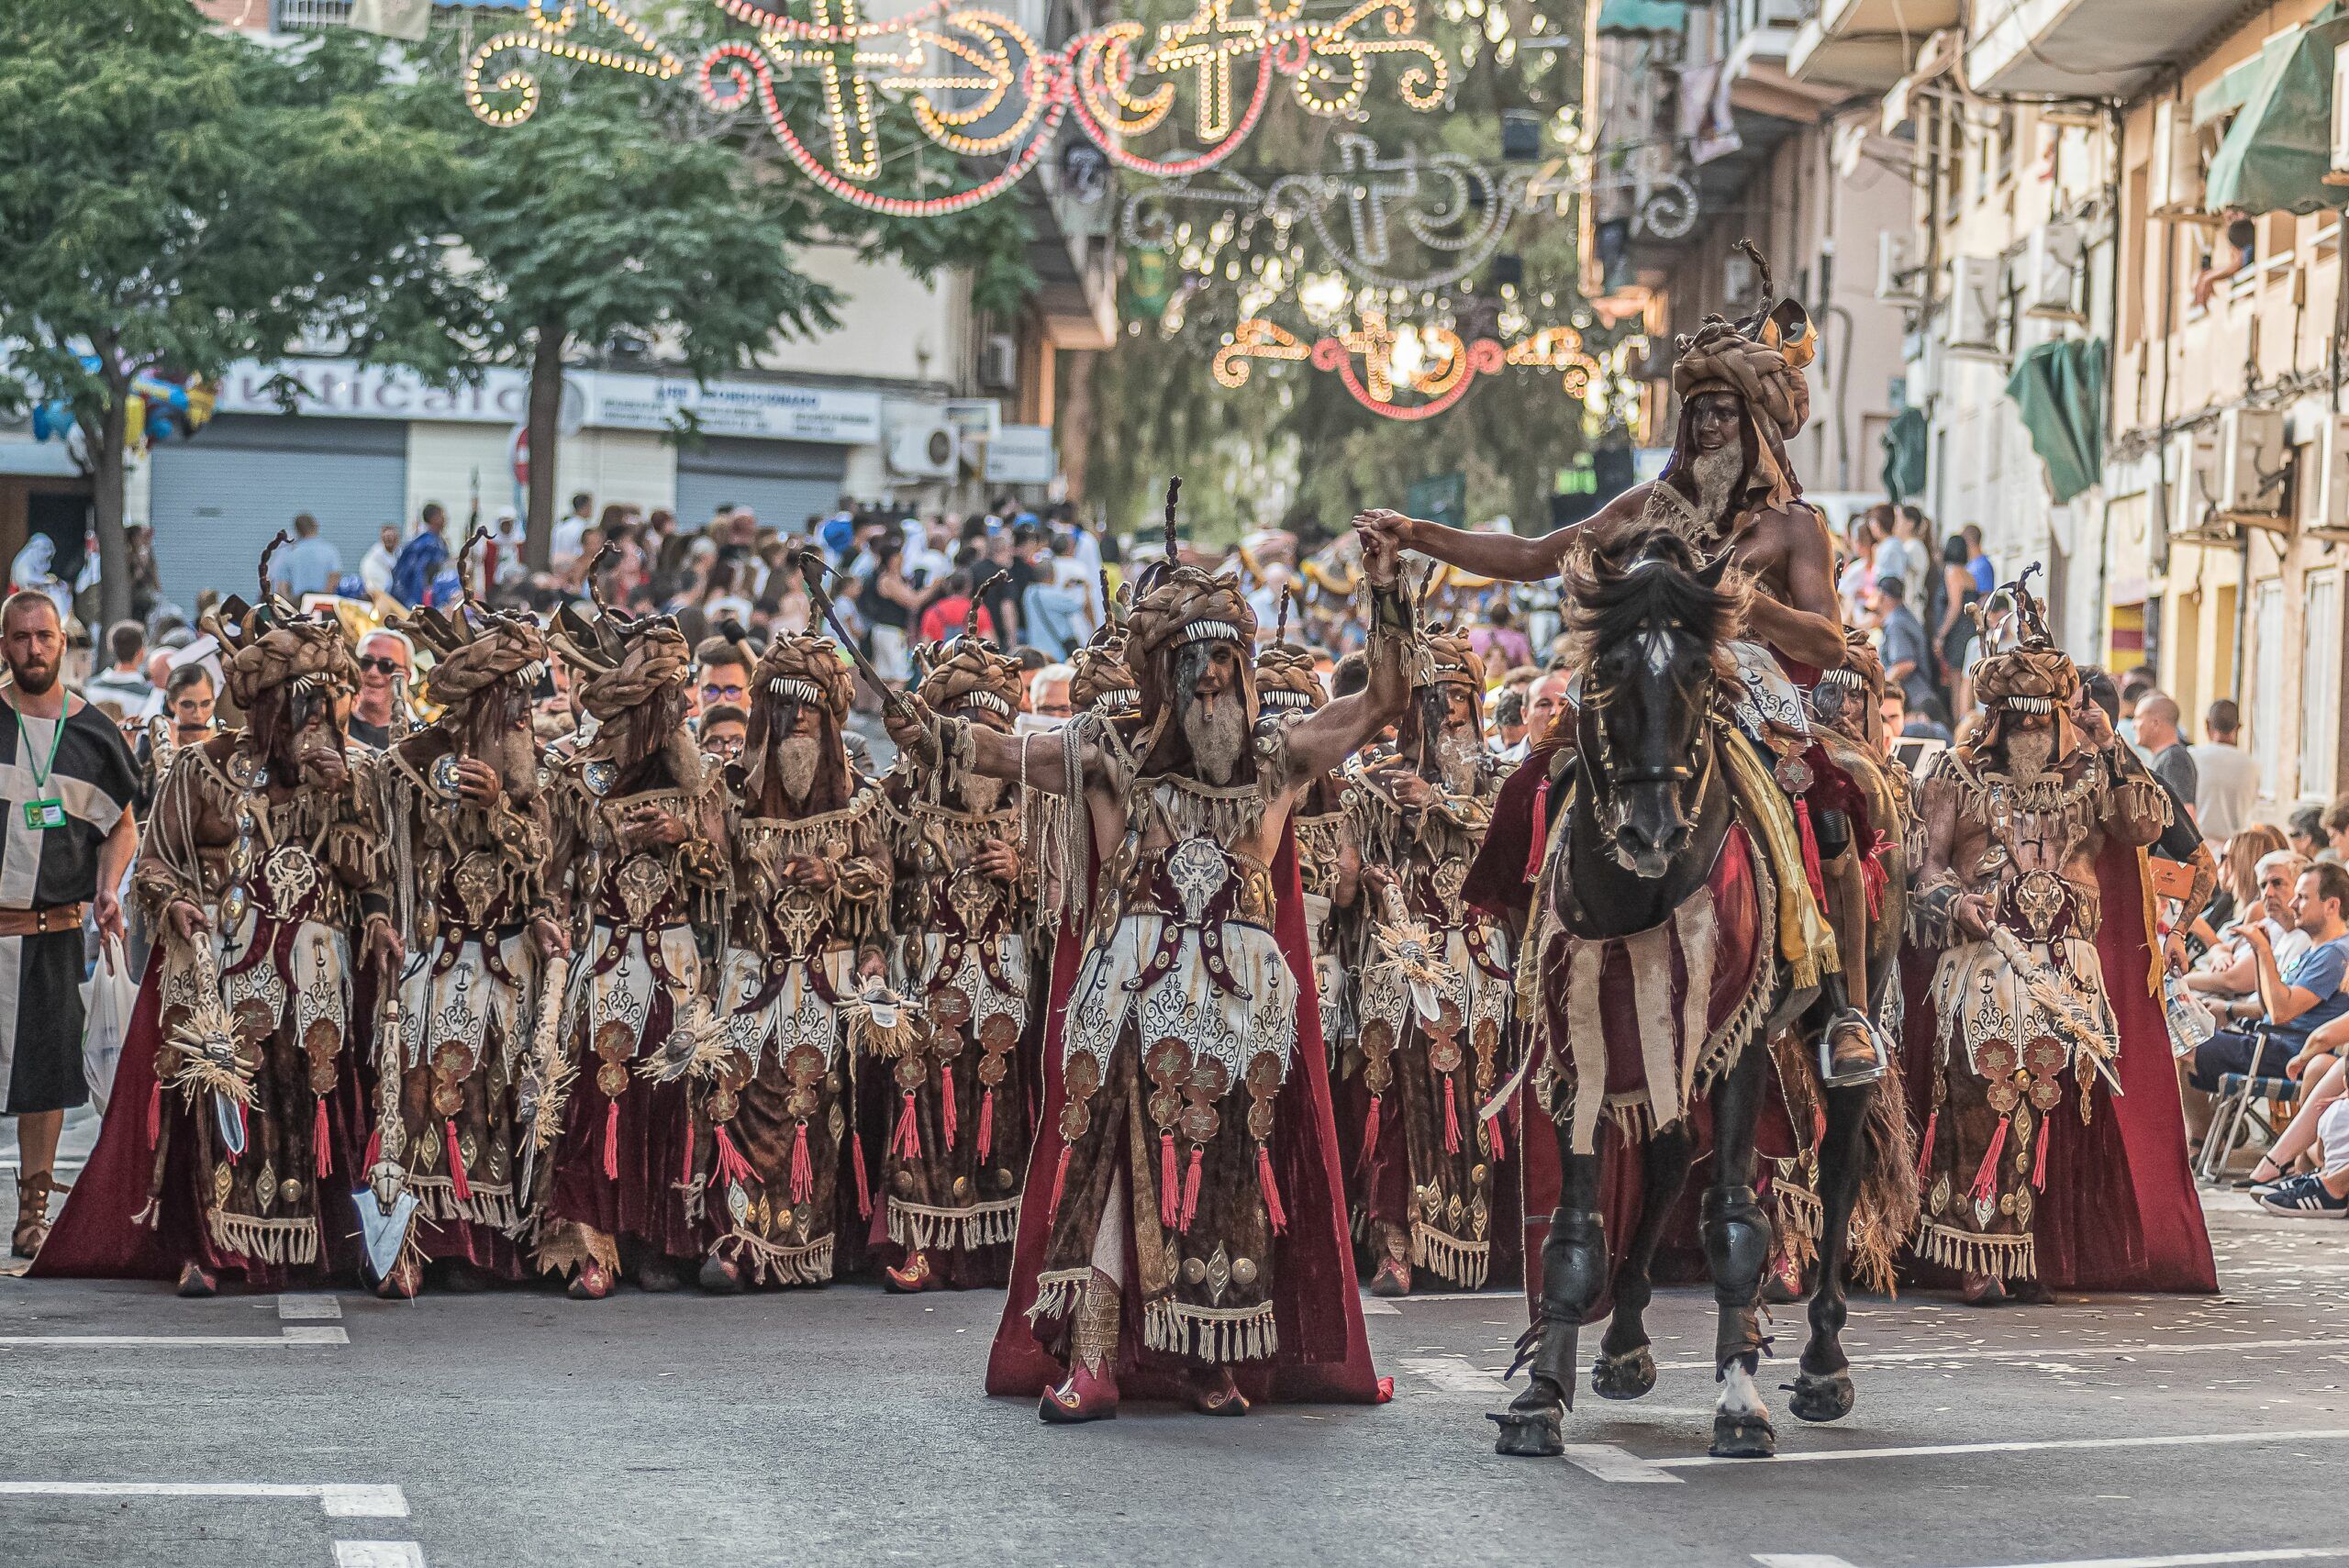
[466,0,1452,216]
[1213,308,1613,421]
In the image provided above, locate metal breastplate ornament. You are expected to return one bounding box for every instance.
[218,751,269,929]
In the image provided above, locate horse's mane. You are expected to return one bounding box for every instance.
[1559,525,1749,670]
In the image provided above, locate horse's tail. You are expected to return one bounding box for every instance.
[1847,1051,1921,1295]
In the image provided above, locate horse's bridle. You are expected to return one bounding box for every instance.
[1579,656,1720,843]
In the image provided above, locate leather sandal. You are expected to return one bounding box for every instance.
[11,1169,52,1259]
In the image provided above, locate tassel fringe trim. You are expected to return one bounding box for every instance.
[1141,1297,1279,1363]
[1409,1222,1491,1289]
[1026,1265,1094,1326]
[885,1195,1022,1254]
[406,1177,525,1233]
[205,1210,320,1268]
[716,1229,835,1287]
[1911,1220,2037,1281]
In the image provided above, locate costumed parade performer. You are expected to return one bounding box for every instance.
[39,539,394,1294]
[879,613,1041,1291]
[906,482,1405,1420]
[1348,617,1516,1294]
[364,560,570,1297]
[1908,579,2216,1301]
[540,584,730,1298]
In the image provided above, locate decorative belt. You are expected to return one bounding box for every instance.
[0,903,83,936]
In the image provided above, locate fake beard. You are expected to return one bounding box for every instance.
[1182,686,1249,785]
[773,735,822,804]
[2001,726,2056,781]
[1687,441,1747,526]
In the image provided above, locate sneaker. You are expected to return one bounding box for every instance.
[2257,1174,2349,1218]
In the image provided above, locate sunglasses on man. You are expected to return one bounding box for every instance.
[356,656,406,675]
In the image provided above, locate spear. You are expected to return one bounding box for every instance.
[790,547,928,736]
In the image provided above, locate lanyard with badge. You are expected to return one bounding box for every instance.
[17,702,65,830]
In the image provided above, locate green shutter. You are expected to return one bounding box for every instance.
[2203,13,2349,217]
[2004,339,2107,506]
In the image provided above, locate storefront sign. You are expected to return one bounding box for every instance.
[584,377,881,445]
[985,424,1055,485]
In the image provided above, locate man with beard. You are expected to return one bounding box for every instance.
[898,495,1408,1421]
[1909,585,2204,1303]
[0,592,139,1257]
[540,597,730,1299]
[696,631,891,1291]
[876,619,1039,1291]
[1356,264,1885,1084]
[1348,624,1517,1294]
[36,550,395,1294]
[364,591,568,1296]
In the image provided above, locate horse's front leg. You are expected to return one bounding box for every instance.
[1789,1080,1870,1424]
[1701,1044,1776,1458]
[1594,1124,1691,1401]
[1492,1130,1605,1458]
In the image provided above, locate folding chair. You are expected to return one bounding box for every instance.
[2197,1026,2301,1183]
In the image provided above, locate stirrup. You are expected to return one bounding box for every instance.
[1819,1008,1887,1086]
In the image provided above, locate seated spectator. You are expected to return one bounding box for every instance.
[2237,1011,2349,1191]
[2186,862,2349,1133]
[2327,793,2349,864]
[2254,1044,2349,1217]
[2188,847,2311,1000]
[2289,802,2328,863]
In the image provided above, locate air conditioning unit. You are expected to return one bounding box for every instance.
[886,417,961,478]
[2166,424,2224,539]
[2330,43,2349,185]
[2150,96,2205,218]
[977,334,1019,392]
[2217,406,2289,520]
[2024,221,2086,322]
[1946,255,2001,355]
[2311,410,2349,532]
[1876,230,1924,306]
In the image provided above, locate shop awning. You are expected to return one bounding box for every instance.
[2004,338,2107,506]
[2192,43,2283,127]
[1880,406,1927,503]
[1598,0,1687,33]
[2204,6,2349,217]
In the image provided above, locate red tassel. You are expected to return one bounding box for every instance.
[2032,1116,2050,1191]
[443,1118,472,1204]
[1915,1109,1937,1184]
[1158,1132,1180,1228]
[893,1090,922,1161]
[712,1124,755,1191]
[1361,1095,1382,1176]
[682,1118,696,1186]
[146,1080,161,1149]
[850,1130,872,1218]
[1443,1077,1462,1154]
[603,1098,620,1182]
[1523,777,1552,883]
[1048,1144,1073,1218]
[1793,797,1831,908]
[977,1086,995,1162]
[315,1098,334,1181]
[788,1122,814,1205]
[362,1126,382,1177]
[1862,831,1890,920]
[1969,1116,2008,1204]
[1257,1144,1287,1233]
[1177,1146,1203,1232]
[1489,1108,1507,1163]
[939,1063,958,1151]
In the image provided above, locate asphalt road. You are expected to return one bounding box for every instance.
[3,1111,2345,1568]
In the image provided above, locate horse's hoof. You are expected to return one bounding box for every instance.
[1488,1407,1564,1458]
[1786,1369,1854,1424]
[1710,1411,1776,1459]
[1592,1345,1656,1401]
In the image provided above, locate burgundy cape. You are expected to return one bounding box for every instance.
[33,951,370,1284]
[985,824,1383,1404]
[1898,840,2217,1294]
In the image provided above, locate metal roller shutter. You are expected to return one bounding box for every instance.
[674,437,844,538]
[146,415,407,610]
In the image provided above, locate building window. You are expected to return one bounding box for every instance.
[2302,572,2342,799]
[273,0,351,28]
[2252,579,2284,798]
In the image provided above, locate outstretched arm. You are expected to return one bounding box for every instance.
[1354,495,1612,584]
[1286,530,1410,778]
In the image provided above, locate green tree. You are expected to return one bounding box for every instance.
[406,23,1038,566]
[0,0,467,623]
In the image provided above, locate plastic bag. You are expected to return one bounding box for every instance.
[82,937,136,1114]
[2164,973,2218,1060]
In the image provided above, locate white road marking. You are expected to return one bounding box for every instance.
[1561,1443,1685,1484]
[335,1542,428,1567]
[1358,1298,1400,1316]
[0,1326,348,1349]
[1652,1335,2349,1373]
[1754,1549,2349,1568]
[1658,1427,2349,1472]
[0,1482,406,1518]
[279,1294,344,1320]
[1397,1354,1509,1394]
